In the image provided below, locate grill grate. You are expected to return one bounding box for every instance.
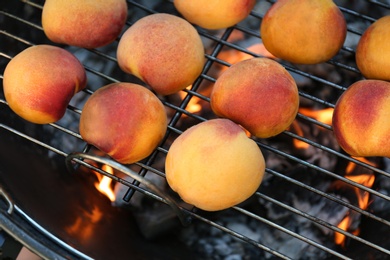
[1,0,390,259]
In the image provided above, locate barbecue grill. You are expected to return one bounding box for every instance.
[1,0,390,259]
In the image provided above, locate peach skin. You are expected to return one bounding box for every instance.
[332,80,390,157]
[356,16,390,81]
[173,0,256,30]
[79,82,168,164]
[42,0,128,49]
[3,45,87,124]
[165,118,265,211]
[260,0,347,64]
[117,13,205,96]
[210,57,299,138]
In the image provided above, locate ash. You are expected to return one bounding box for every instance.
[180,212,265,260]
[178,210,334,260]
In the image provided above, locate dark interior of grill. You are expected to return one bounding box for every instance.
[1,1,390,259]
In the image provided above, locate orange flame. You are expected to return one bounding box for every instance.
[345,157,377,175]
[291,120,310,149]
[291,108,334,150]
[179,86,202,116]
[299,107,334,126]
[345,174,375,210]
[335,158,376,247]
[217,43,276,73]
[94,165,116,202]
[334,216,351,246]
[334,216,360,247]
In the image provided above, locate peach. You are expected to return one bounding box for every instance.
[173,0,256,30]
[165,119,265,211]
[210,57,299,138]
[79,82,167,164]
[117,13,205,96]
[260,0,347,64]
[3,45,86,124]
[42,0,128,49]
[356,16,390,81]
[332,80,390,157]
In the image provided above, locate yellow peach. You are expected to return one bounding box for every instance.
[356,16,390,81]
[332,80,390,157]
[42,0,128,49]
[173,0,256,30]
[79,82,167,164]
[210,57,299,138]
[117,13,205,95]
[260,0,347,64]
[3,45,86,124]
[165,119,265,211]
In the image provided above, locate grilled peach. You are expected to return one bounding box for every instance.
[3,45,86,124]
[165,119,265,211]
[173,0,256,30]
[117,13,205,95]
[356,16,390,81]
[210,57,299,138]
[79,83,167,164]
[42,0,128,49]
[332,80,390,157]
[260,0,347,64]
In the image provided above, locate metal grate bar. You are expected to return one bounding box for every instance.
[255,193,390,256]
[282,130,390,178]
[187,210,292,259]
[265,168,390,229]
[233,206,353,260]
[257,140,390,202]
[366,0,390,9]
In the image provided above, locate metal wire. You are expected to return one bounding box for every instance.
[1,0,390,259]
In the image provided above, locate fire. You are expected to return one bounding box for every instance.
[299,107,334,126]
[291,120,310,149]
[334,216,360,247]
[334,216,351,246]
[94,164,116,202]
[217,43,276,73]
[345,156,377,174]
[346,174,375,209]
[335,157,376,247]
[179,86,202,116]
[291,108,334,150]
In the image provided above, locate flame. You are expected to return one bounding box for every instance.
[345,157,376,209]
[345,174,375,210]
[334,216,360,247]
[345,157,377,175]
[179,86,202,116]
[291,120,310,149]
[335,158,376,247]
[217,43,276,73]
[299,107,334,126]
[290,108,334,150]
[94,165,116,202]
[334,216,351,246]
